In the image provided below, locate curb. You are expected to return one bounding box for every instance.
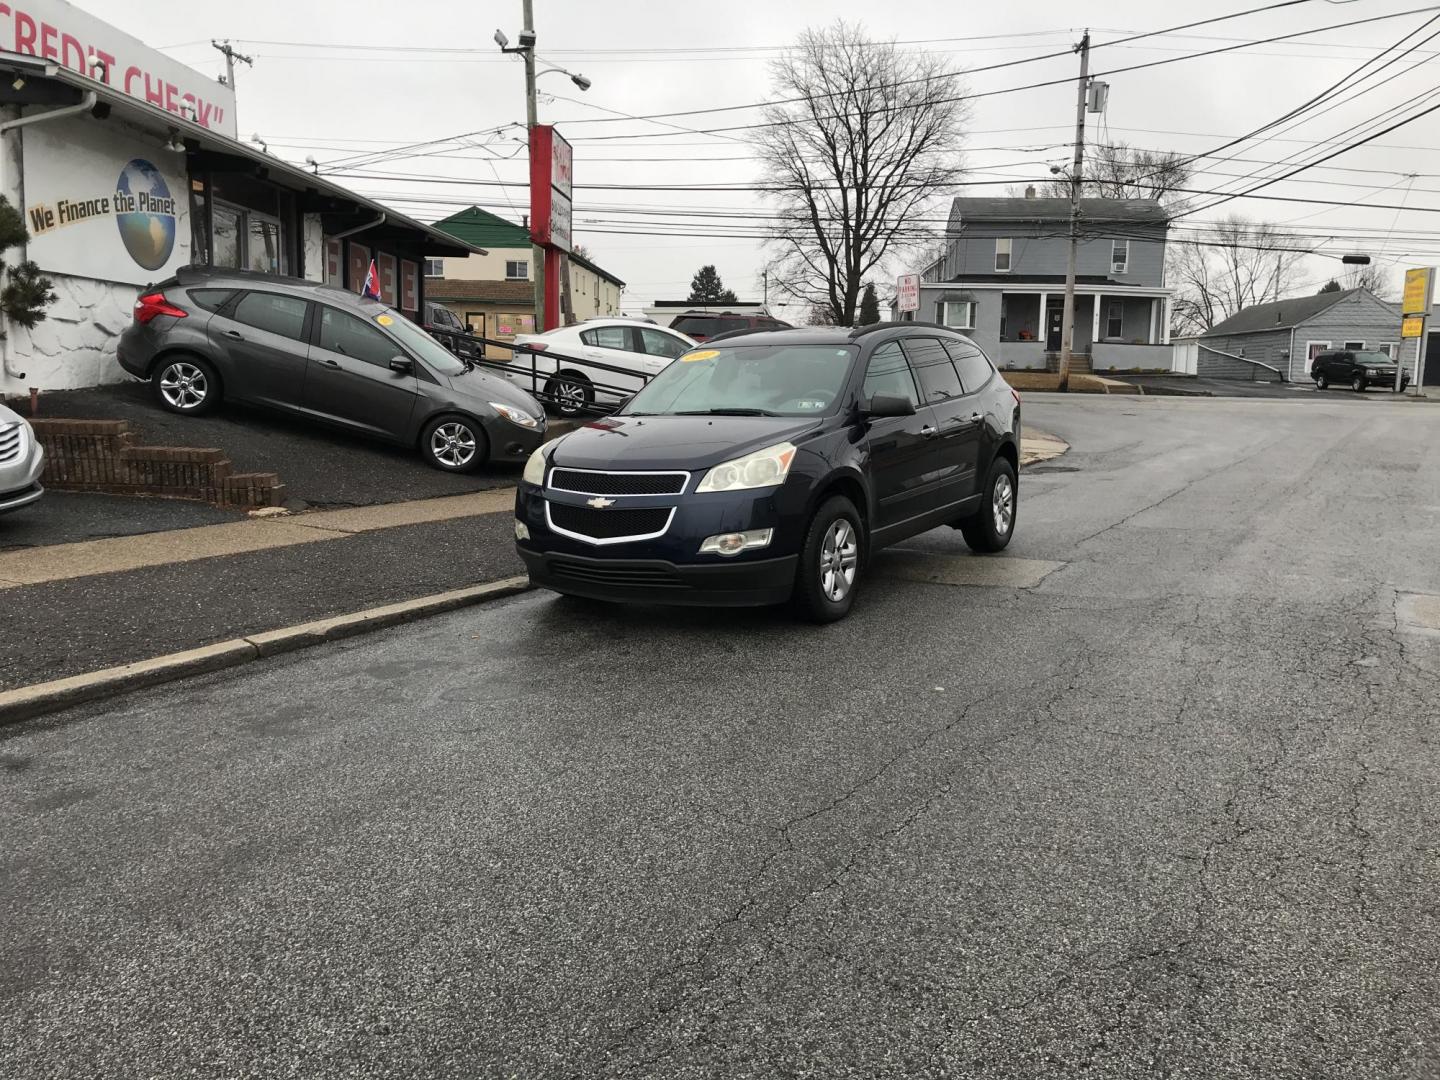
[0,576,532,727]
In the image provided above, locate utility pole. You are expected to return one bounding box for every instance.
[1058,31,1090,393]
[211,39,253,96]
[521,0,546,333]
[762,269,768,308]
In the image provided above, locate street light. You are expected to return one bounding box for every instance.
[495,6,594,333]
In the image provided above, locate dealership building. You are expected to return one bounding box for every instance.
[0,0,480,397]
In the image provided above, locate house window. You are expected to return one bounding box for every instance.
[1344,340,1365,351]
[941,301,975,329]
[423,258,444,277]
[995,238,1012,273]
[505,260,529,281]
[1107,301,1123,339]
[1111,240,1129,274]
[1379,342,1397,357]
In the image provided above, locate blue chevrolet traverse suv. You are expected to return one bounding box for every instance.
[515,323,1022,621]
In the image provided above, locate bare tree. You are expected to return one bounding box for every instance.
[1342,261,1394,299]
[1034,141,1193,209]
[1169,216,1307,336]
[757,22,967,326]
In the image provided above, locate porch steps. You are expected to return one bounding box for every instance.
[1044,353,1093,374]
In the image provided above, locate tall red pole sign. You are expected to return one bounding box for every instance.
[528,125,573,329]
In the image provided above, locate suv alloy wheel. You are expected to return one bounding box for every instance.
[1352,374,1366,392]
[792,495,863,623]
[958,457,1017,553]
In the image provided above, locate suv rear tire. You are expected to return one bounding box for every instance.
[1316,373,1328,390]
[792,495,863,623]
[152,355,221,416]
[958,456,1017,553]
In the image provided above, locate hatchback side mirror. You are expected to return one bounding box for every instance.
[865,393,916,418]
[389,357,413,374]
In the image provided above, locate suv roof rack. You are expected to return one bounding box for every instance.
[705,327,772,343]
[848,321,958,339]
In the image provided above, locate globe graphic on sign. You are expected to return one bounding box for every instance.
[115,159,177,271]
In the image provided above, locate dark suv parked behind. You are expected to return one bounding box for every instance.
[515,323,1021,621]
[117,268,547,472]
[1312,349,1410,392]
[667,311,793,342]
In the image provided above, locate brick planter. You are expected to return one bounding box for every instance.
[32,419,285,509]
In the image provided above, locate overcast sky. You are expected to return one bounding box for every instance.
[88,0,1440,318]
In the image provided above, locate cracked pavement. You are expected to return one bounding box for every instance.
[3,395,1440,1078]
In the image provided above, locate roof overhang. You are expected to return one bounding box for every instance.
[0,54,482,258]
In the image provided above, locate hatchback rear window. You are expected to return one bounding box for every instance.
[187,288,235,313]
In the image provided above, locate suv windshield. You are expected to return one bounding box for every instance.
[379,309,466,375]
[623,344,857,417]
[1355,351,1393,366]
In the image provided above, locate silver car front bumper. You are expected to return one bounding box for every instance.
[0,420,45,514]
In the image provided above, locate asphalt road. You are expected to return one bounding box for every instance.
[4,395,1440,1079]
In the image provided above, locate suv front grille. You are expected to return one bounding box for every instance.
[549,468,688,496]
[547,503,673,543]
[0,424,21,464]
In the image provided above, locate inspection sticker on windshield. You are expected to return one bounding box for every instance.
[375,314,395,326]
[680,350,719,362]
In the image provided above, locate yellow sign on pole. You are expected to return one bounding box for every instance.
[1403,316,1426,338]
[1403,267,1433,316]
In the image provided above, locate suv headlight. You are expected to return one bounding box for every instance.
[523,441,554,486]
[696,442,797,493]
[491,401,539,429]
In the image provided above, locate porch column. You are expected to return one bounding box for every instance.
[1038,291,1047,338]
[1090,292,1102,347]
[1148,299,1158,344]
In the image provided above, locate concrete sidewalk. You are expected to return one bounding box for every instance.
[0,489,513,588]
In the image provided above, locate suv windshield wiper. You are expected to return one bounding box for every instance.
[675,407,780,417]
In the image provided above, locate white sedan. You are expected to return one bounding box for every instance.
[510,319,696,415]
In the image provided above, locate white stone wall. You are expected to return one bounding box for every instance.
[1,273,137,393]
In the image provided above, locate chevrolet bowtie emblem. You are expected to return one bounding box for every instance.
[586,497,616,509]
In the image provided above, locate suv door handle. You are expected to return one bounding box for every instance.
[223,329,244,340]
[316,357,342,370]
[920,424,937,438]
[968,411,984,422]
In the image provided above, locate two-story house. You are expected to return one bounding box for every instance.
[913,193,1173,372]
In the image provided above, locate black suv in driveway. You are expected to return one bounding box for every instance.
[117,268,546,472]
[1313,349,1410,392]
[515,324,1022,621]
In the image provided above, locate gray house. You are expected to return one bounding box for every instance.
[910,194,1173,372]
[1199,288,1412,382]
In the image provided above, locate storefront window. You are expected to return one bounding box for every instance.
[213,204,243,269]
[247,215,283,274]
[209,200,286,275]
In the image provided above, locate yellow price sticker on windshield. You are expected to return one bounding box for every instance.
[680,350,719,362]
[376,314,395,326]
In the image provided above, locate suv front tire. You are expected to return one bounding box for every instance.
[792,494,863,623]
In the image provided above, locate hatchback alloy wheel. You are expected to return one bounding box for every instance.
[159,362,208,410]
[820,518,858,602]
[430,422,477,468]
[993,472,1015,536]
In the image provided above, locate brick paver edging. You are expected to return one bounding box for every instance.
[32,418,285,509]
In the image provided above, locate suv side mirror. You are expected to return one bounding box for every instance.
[865,393,916,418]
[389,356,414,374]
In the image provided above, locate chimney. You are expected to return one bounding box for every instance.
[1024,185,1036,199]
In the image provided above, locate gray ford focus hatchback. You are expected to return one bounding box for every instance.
[117,267,546,472]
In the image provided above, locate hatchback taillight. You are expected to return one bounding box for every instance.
[525,342,549,352]
[134,292,188,324]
